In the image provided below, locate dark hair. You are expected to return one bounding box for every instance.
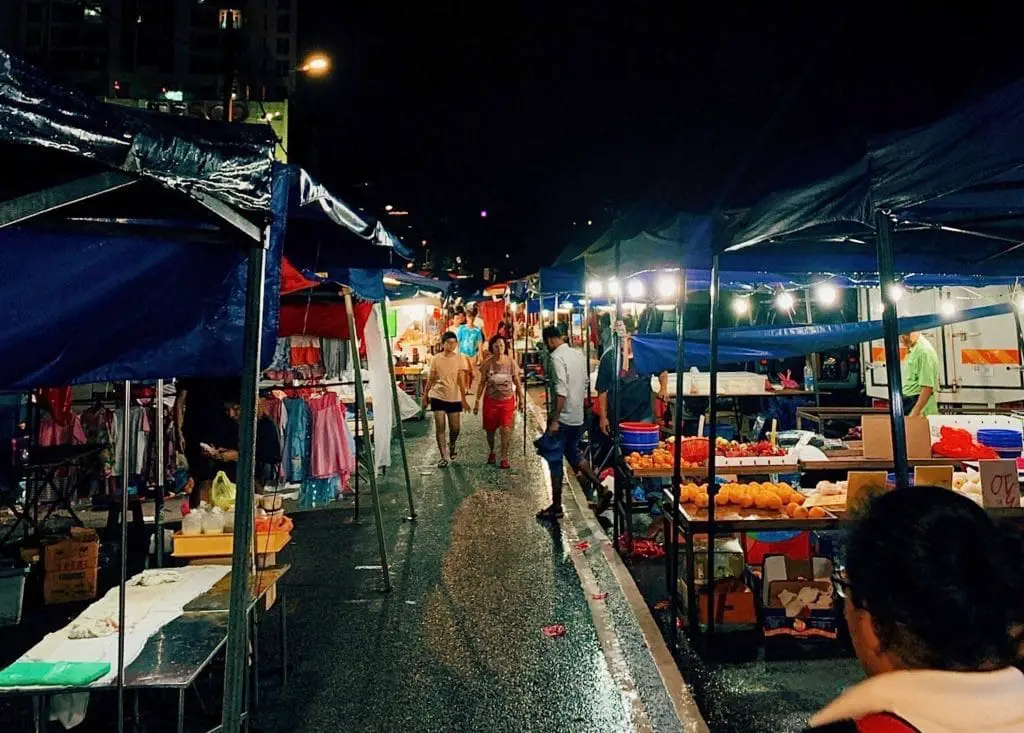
[487,334,505,353]
[442,331,458,342]
[455,306,466,315]
[541,325,562,342]
[846,486,1024,671]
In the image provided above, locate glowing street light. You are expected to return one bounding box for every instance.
[385,204,394,212]
[775,291,795,312]
[815,283,838,307]
[299,53,331,75]
[656,274,678,299]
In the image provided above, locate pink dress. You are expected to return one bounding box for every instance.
[307,392,354,480]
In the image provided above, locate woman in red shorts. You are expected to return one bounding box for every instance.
[473,335,522,468]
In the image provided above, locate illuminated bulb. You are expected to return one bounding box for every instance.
[887,283,904,303]
[626,279,645,299]
[815,283,838,307]
[731,297,750,315]
[656,275,678,299]
[607,279,621,296]
[384,204,393,211]
[586,280,603,297]
[940,299,957,317]
[776,291,795,311]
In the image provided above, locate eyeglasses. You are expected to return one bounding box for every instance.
[832,567,852,600]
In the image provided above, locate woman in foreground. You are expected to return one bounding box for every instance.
[807,486,1024,732]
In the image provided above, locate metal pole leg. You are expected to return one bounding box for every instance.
[222,239,267,732]
[177,688,185,733]
[280,591,288,688]
[669,269,687,647]
[380,299,416,519]
[343,288,392,592]
[118,380,131,733]
[155,377,165,567]
[874,210,909,486]
[706,255,721,648]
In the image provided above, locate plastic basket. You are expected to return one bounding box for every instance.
[680,437,710,463]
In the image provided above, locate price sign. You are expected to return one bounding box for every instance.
[914,465,953,490]
[846,471,889,513]
[978,459,1021,509]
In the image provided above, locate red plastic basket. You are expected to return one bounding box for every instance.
[680,437,710,463]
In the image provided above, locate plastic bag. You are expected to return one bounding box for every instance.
[223,507,235,534]
[181,512,203,536]
[201,508,225,535]
[210,471,237,511]
[932,426,999,459]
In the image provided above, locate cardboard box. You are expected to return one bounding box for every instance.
[762,555,837,640]
[697,579,757,626]
[43,566,98,605]
[861,414,932,461]
[44,528,99,573]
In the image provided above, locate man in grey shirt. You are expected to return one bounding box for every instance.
[537,326,601,520]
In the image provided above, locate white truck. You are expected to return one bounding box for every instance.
[859,285,1024,408]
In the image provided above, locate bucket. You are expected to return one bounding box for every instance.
[620,421,660,454]
[977,429,1023,458]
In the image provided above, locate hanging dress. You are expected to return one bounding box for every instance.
[282,397,311,483]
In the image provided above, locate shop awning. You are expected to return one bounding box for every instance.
[630,303,1013,374]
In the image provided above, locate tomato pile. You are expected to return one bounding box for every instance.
[624,441,706,471]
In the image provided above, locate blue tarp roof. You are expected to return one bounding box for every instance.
[630,303,1013,374]
[383,268,451,295]
[0,49,276,212]
[0,51,289,388]
[726,76,1024,273]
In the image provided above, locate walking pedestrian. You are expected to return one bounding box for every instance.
[457,307,485,388]
[473,335,522,469]
[536,325,601,520]
[423,331,470,467]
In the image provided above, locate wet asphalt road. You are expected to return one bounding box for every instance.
[253,404,686,733]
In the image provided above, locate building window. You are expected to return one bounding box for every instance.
[276,38,289,55]
[276,13,290,33]
[219,8,243,30]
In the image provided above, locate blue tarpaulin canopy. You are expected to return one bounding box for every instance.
[383,269,451,295]
[726,77,1024,273]
[0,50,289,388]
[630,303,1012,374]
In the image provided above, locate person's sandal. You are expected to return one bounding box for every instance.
[535,505,564,520]
[500,459,511,469]
[487,452,496,465]
[595,489,613,514]
[437,457,449,468]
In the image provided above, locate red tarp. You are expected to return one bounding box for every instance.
[280,257,320,295]
[279,301,373,340]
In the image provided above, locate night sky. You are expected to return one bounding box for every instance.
[295,2,1024,273]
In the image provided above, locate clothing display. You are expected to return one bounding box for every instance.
[307,392,354,480]
[282,397,312,483]
[111,406,150,478]
[289,335,322,367]
[321,338,348,379]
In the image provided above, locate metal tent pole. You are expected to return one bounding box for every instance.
[612,242,624,548]
[154,378,165,567]
[874,210,909,487]
[343,288,392,591]
[706,255,721,646]
[380,298,415,520]
[804,291,820,408]
[583,294,592,465]
[221,240,266,733]
[523,295,529,456]
[669,270,690,646]
[117,380,131,733]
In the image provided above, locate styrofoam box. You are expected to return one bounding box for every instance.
[927,414,1024,442]
[658,371,769,397]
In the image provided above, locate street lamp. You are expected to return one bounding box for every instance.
[299,53,331,76]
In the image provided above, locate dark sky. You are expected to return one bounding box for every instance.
[295,2,1024,272]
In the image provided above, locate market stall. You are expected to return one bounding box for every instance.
[0,49,288,732]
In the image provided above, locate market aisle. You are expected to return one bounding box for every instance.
[254,399,698,733]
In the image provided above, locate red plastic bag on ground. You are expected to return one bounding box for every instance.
[541,624,566,638]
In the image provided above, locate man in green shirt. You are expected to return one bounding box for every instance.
[899,331,940,416]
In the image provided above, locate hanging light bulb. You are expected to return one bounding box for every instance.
[815,283,838,307]
[776,291,795,312]
[887,282,905,303]
[940,298,957,317]
[731,297,750,315]
[586,280,603,297]
[626,279,645,299]
[656,274,678,299]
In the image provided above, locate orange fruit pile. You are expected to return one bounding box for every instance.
[678,481,823,518]
[625,441,706,472]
